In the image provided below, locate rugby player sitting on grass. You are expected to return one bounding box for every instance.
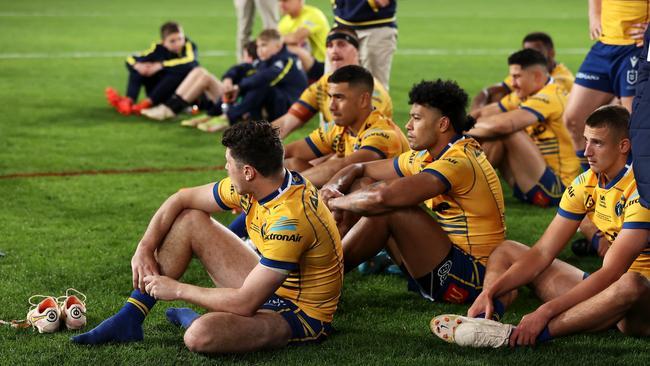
[431,105,650,348]
[71,120,343,353]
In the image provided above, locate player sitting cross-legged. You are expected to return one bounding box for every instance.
[431,105,650,348]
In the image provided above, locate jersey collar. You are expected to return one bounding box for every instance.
[599,162,633,190]
[435,134,465,160]
[258,169,292,205]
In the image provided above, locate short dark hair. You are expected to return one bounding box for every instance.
[160,21,181,39]
[222,120,284,177]
[408,79,476,134]
[522,32,554,49]
[507,48,548,69]
[585,105,630,139]
[244,41,258,60]
[327,65,374,93]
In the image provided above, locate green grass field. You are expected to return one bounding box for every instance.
[1,0,648,364]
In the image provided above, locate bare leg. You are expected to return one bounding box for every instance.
[563,85,613,150]
[549,272,650,337]
[620,96,633,112]
[343,206,452,278]
[498,130,547,193]
[175,67,223,104]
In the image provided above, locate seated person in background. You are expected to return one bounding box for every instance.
[71,120,344,353]
[278,0,330,81]
[321,80,506,305]
[141,41,257,128]
[143,29,306,133]
[272,26,392,139]
[284,64,407,188]
[469,49,581,208]
[431,105,650,349]
[470,32,574,113]
[106,21,198,116]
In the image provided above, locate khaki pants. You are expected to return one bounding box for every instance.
[356,26,398,90]
[234,0,278,61]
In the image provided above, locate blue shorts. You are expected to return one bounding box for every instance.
[412,245,485,304]
[575,41,641,97]
[260,294,332,344]
[513,166,565,207]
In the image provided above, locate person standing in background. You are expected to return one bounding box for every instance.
[235,0,278,62]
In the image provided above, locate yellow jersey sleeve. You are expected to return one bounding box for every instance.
[518,88,562,123]
[498,92,520,112]
[258,213,313,271]
[622,190,650,229]
[394,150,422,177]
[358,127,403,159]
[289,76,325,122]
[557,173,590,221]
[502,75,513,92]
[372,77,393,118]
[305,122,336,157]
[421,156,472,194]
[213,177,242,210]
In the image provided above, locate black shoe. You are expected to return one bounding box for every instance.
[571,238,597,256]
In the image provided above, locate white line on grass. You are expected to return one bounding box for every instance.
[0,48,590,60]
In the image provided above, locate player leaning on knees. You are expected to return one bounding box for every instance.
[321,80,506,306]
[71,120,343,353]
[470,48,581,208]
[431,105,650,348]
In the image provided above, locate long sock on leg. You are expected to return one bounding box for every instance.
[71,290,156,345]
[165,308,200,329]
[536,326,553,343]
[476,299,506,321]
[165,94,190,114]
[228,213,248,238]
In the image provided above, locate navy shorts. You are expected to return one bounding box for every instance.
[413,245,486,304]
[575,41,641,97]
[260,294,332,344]
[513,166,565,207]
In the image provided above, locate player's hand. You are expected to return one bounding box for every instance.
[509,308,550,347]
[320,186,344,208]
[628,22,648,46]
[143,275,180,301]
[467,290,494,319]
[589,19,602,40]
[148,62,163,75]
[133,62,149,76]
[375,0,391,8]
[131,247,160,293]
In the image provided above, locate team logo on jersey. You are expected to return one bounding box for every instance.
[585,194,595,209]
[615,200,625,217]
[437,260,453,286]
[631,56,639,68]
[627,70,638,85]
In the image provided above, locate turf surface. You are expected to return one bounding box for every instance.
[1,0,648,364]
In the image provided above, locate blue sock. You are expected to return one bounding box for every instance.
[70,290,156,345]
[165,307,200,329]
[228,213,248,238]
[536,326,553,343]
[476,299,506,321]
[576,150,589,171]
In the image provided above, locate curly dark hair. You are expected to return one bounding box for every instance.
[508,48,547,69]
[408,79,475,134]
[222,120,284,177]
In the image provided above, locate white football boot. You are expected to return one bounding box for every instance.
[26,296,61,333]
[141,104,175,121]
[58,288,87,330]
[430,314,513,348]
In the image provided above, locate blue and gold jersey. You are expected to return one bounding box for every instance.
[126,39,199,74]
[393,136,506,262]
[503,63,575,93]
[600,0,650,46]
[499,81,582,187]
[558,165,650,277]
[332,0,397,29]
[213,171,343,322]
[305,110,408,159]
[278,5,330,62]
[289,72,393,124]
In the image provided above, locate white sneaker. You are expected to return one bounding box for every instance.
[57,288,87,330]
[26,296,61,333]
[430,314,513,348]
[141,104,175,121]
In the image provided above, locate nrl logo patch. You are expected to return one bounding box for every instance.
[627,70,638,85]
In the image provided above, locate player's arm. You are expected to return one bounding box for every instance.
[588,0,602,40]
[300,149,386,188]
[467,108,538,138]
[283,27,310,46]
[132,183,224,292]
[471,101,504,119]
[284,138,318,162]
[510,227,649,346]
[328,170,447,215]
[481,215,581,301]
[144,263,287,317]
[272,111,309,140]
[470,84,509,113]
[322,158,401,198]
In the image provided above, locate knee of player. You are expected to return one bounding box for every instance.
[183,316,219,353]
[613,272,650,304]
